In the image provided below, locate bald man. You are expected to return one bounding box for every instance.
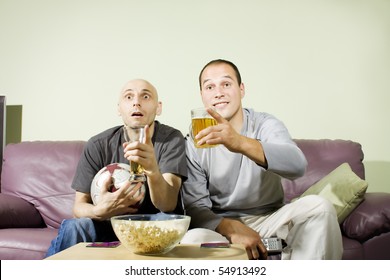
[45,79,187,257]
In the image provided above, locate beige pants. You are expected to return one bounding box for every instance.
[181,195,343,260]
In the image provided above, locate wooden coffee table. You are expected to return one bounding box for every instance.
[45,242,248,260]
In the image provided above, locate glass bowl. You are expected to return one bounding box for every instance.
[111,213,191,255]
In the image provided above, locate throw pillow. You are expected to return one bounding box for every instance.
[297,163,368,223]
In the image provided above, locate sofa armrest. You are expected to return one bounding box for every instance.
[341,192,390,242]
[0,193,45,228]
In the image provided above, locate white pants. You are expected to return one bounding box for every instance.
[181,195,343,260]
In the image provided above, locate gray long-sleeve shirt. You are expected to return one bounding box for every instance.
[182,108,307,230]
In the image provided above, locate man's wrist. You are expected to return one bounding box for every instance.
[216,217,236,238]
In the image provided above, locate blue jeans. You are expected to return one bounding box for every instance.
[45,218,118,257]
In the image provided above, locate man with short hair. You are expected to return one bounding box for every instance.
[46,79,187,257]
[181,59,342,260]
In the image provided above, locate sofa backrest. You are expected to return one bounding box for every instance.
[1,141,86,229]
[282,139,365,202]
[1,139,365,226]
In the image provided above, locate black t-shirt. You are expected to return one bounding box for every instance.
[72,121,187,214]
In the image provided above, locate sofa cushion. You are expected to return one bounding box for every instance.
[362,232,390,260]
[1,141,85,229]
[0,227,58,260]
[342,192,390,242]
[282,139,365,202]
[341,236,364,260]
[295,163,368,223]
[0,193,44,228]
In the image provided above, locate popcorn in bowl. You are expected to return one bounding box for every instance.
[111,213,191,255]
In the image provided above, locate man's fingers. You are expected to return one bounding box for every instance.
[258,243,268,260]
[206,107,226,124]
[143,124,151,145]
[101,175,113,193]
[246,243,268,260]
[121,181,142,195]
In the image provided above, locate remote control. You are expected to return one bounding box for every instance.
[261,237,283,254]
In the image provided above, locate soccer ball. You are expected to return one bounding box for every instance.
[90,163,145,206]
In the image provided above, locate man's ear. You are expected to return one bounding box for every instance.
[156,101,162,116]
[240,83,246,99]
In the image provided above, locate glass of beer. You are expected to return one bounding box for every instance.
[191,107,218,148]
[123,126,146,182]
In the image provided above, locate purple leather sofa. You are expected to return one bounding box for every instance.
[0,139,389,260]
[0,141,85,260]
[282,139,390,260]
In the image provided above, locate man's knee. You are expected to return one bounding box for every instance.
[181,228,229,244]
[61,218,94,233]
[298,195,336,216]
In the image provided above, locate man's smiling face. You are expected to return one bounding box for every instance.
[200,62,245,122]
